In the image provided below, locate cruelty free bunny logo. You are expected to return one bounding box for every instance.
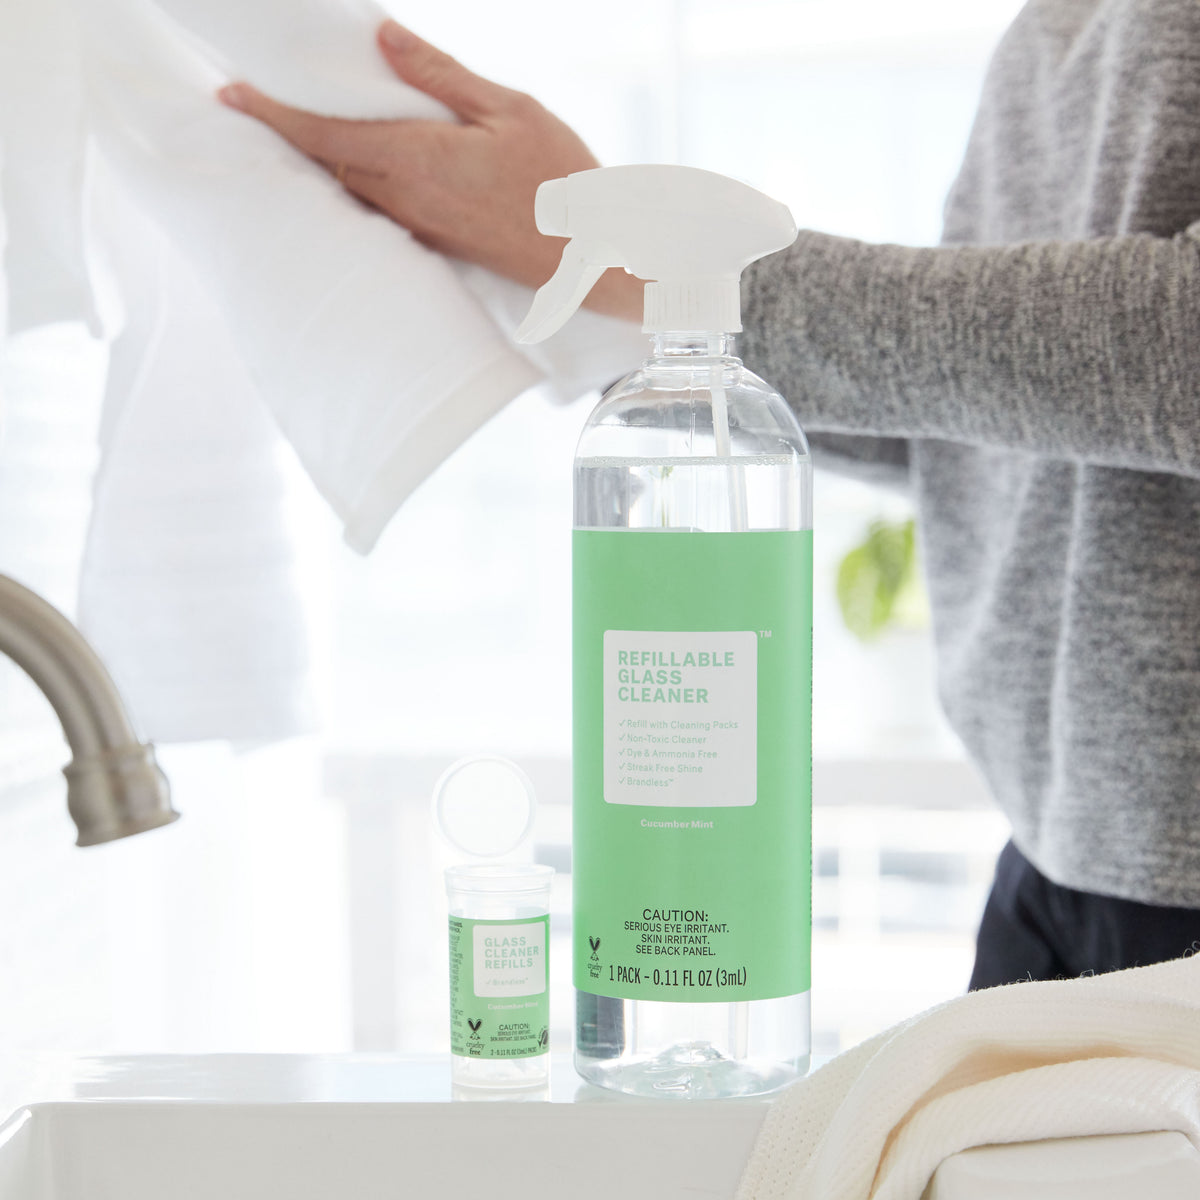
[467,1018,482,1036]
[589,936,601,960]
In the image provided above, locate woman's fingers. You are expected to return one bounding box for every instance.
[214,27,605,293]
[376,20,518,124]
[217,83,390,176]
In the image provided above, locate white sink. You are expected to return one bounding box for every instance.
[0,1102,774,1199]
[4,1056,1196,1199]
[0,1056,768,1200]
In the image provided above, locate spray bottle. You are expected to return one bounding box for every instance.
[517,165,812,1098]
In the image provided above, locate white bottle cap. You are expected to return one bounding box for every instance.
[433,755,537,859]
[515,164,797,343]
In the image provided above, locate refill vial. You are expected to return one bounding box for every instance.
[517,166,812,1099]
[435,757,554,1090]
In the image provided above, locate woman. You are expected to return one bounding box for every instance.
[221,2,1200,987]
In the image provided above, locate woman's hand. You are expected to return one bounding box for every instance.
[218,20,643,322]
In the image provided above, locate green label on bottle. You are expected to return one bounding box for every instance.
[449,915,550,1059]
[573,529,812,1003]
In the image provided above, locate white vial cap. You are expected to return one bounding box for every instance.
[433,755,537,859]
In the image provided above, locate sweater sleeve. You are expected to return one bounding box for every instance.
[740,224,1200,477]
[806,433,910,493]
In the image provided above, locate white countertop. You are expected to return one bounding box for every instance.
[0,1052,615,1107]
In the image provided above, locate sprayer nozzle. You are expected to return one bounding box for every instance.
[533,178,570,237]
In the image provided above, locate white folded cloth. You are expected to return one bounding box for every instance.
[0,1,97,336]
[75,0,644,551]
[144,0,647,401]
[78,172,319,744]
[75,0,537,555]
[737,956,1200,1200]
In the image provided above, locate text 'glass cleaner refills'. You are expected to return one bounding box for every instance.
[517,165,812,1098]
[435,757,554,1092]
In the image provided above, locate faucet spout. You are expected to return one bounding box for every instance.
[0,574,178,846]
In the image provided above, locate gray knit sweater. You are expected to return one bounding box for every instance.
[741,0,1200,907]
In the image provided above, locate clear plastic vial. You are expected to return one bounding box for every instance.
[445,863,555,1090]
[573,332,813,1099]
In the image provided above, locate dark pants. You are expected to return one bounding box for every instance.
[968,840,1200,990]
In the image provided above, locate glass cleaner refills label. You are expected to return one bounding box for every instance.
[448,915,550,1059]
[574,529,812,1003]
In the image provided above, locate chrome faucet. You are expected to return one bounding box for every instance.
[0,573,178,846]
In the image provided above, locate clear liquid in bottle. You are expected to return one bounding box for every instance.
[572,334,812,1099]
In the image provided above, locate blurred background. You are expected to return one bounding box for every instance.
[0,0,1018,1060]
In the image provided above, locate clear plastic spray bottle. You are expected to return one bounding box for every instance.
[517,165,812,1099]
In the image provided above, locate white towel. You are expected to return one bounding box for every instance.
[78,168,319,745]
[0,0,97,336]
[74,0,537,554]
[144,0,647,403]
[737,956,1200,1200]
[74,0,644,551]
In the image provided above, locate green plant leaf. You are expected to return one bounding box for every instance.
[836,517,921,641]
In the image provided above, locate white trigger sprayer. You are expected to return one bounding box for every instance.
[514,164,797,344]
[516,164,797,530]
[521,165,815,1101]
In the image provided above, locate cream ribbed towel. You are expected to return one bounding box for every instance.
[737,956,1200,1200]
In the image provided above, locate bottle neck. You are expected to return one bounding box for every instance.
[649,332,738,361]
